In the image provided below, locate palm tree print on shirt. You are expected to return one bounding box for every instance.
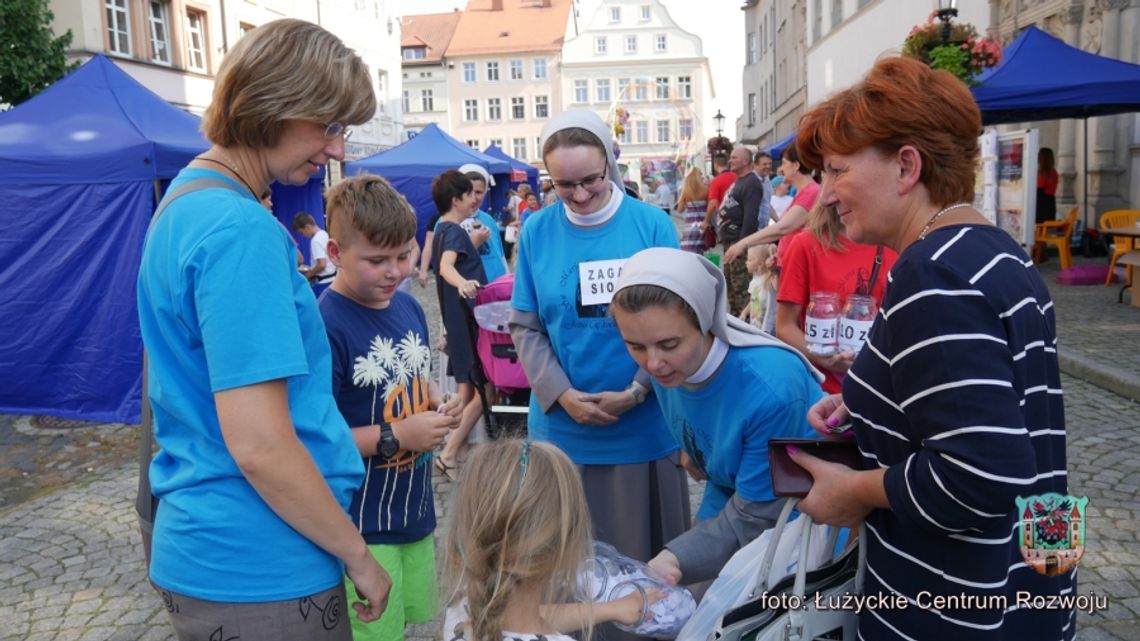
[351,330,434,530]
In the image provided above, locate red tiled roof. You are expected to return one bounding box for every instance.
[400,11,462,63]
[447,0,573,57]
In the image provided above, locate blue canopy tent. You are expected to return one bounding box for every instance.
[483,143,539,217]
[0,55,322,423]
[768,132,796,161]
[972,26,1140,225]
[346,123,509,246]
[0,55,212,423]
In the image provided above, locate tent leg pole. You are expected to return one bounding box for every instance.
[1084,118,1089,230]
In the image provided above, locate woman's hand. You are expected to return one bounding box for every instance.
[459,280,480,299]
[557,388,618,426]
[679,450,706,482]
[723,242,746,264]
[593,389,638,417]
[647,549,683,586]
[789,446,879,528]
[344,551,393,622]
[807,394,849,437]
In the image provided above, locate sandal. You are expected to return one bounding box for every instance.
[434,456,459,482]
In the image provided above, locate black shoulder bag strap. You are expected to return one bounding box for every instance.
[868,245,885,293]
[135,178,245,565]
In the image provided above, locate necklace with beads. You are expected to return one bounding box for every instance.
[196,155,261,198]
[917,202,973,240]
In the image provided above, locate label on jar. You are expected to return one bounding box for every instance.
[579,258,627,306]
[804,316,838,354]
[839,318,874,353]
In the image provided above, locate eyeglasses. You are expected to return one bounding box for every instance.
[323,122,354,142]
[551,166,609,193]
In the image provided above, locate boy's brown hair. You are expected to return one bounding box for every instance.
[324,174,417,248]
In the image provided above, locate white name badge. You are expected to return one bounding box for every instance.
[579,258,628,307]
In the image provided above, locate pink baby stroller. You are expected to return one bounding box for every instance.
[470,273,531,437]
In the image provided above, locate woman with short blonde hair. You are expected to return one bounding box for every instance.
[137,18,389,641]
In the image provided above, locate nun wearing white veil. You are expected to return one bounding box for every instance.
[507,111,688,629]
[611,247,824,586]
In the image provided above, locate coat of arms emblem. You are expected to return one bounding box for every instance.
[1016,493,1089,576]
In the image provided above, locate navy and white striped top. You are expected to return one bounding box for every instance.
[845,225,1076,641]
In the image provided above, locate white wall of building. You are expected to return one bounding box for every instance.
[561,0,712,191]
[806,0,990,105]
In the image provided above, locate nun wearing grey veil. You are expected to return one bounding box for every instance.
[507,111,689,628]
[611,247,824,585]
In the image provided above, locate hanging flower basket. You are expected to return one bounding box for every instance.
[902,12,1002,86]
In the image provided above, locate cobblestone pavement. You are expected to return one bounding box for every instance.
[3,253,1140,641]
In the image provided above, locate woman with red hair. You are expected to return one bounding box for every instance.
[787,56,1073,640]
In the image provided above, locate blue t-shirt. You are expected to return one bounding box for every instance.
[319,289,437,544]
[653,346,820,520]
[511,194,681,464]
[137,168,364,602]
[434,211,507,283]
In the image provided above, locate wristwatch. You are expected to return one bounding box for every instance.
[627,381,647,405]
[377,422,400,458]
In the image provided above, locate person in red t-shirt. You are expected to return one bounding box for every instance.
[724,146,819,265]
[776,202,897,393]
[701,152,737,236]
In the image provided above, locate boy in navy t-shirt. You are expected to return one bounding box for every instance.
[319,175,462,641]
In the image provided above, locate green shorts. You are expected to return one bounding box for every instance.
[345,534,437,641]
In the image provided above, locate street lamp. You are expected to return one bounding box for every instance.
[936,0,958,44]
[714,109,725,138]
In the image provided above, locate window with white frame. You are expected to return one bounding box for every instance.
[377,70,387,112]
[655,77,669,99]
[656,119,671,142]
[595,37,607,55]
[511,96,525,119]
[513,137,527,161]
[655,34,667,52]
[619,124,631,143]
[640,5,651,21]
[534,95,549,118]
[533,58,548,79]
[106,0,131,55]
[510,59,524,80]
[402,47,425,60]
[634,80,648,101]
[679,118,693,140]
[748,32,758,64]
[610,6,621,22]
[486,61,500,81]
[748,93,757,126]
[402,90,410,113]
[573,79,588,103]
[596,79,611,103]
[148,1,170,64]
[535,137,542,158]
[464,99,478,121]
[490,138,503,149]
[466,139,480,149]
[422,89,434,112]
[677,76,692,99]
[463,62,476,83]
[625,35,637,53]
[635,121,648,143]
[488,98,502,120]
[185,9,207,72]
[617,78,631,99]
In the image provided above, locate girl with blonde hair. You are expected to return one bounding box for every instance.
[443,439,651,641]
[676,168,709,252]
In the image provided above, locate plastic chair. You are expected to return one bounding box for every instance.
[1100,210,1140,285]
[1032,207,1078,269]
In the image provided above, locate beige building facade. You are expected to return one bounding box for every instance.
[561,0,712,195]
[442,0,574,166]
[739,0,807,148]
[401,11,461,139]
[50,0,404,157]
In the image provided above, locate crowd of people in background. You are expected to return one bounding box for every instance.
[135,18,1076,641]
